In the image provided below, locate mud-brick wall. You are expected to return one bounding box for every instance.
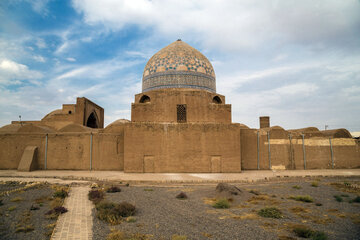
[46,133,90,170]
[0,133,46,169]
[124,123,241,173]
[330,139,360,169]
[92,133,124,170]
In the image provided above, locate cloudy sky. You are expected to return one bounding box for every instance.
[0,0,359,131]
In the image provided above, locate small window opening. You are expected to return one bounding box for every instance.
[68,110,72,114]
[139,95,151,103]
[212,96,222,104]
[177,104,187,123]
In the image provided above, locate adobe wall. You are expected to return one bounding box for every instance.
[131,89,231,123]
[241,129,360,170]
[0,134,46,169]
[124,123,241,173]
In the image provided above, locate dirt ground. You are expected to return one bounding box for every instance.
[0,181,62,240]
[93,177,360,240]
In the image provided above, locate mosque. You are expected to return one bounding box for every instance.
[0,40,359,172]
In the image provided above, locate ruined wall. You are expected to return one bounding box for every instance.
[124,123,241,173]
[131,89,231,123]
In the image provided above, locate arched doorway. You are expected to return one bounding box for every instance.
[86,112,99,128]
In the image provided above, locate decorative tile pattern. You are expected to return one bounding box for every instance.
[142,40,216,92]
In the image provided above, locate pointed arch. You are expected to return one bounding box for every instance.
[86,111,99,128]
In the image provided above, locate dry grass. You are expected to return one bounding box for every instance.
[10,197,22,202]
[247,195,281,205]
[171,234,187,240]
[258,207,283,219]
[289,195,313,203]
[330,182,360,194]
[289,206,310,214]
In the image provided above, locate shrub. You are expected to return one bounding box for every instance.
[96,201,135,225]
[176,192,188,199]
[106,229,125,240]
[334,195,343,202]
[144,188,153,191]
[292,225,327,240]
[46,206,68,215]
[249,190,260,195]
[258,207,283,219]
[11,197,22,202]
[212,199,230,209]
[88,190,104,204]
[0,199,3,206]
[106,186,121,193]
[172,235,187,240]
[340,194,349,197]
[311,182,319,187]
[350,196,360,203]
[290,195,313,203]
[292,185,302,190]
[315,203,322,206]
[30,204,40,211]
[125,216,136,223]
[53,189,68,198]
[8,206,16,211]
[15,225,34,233]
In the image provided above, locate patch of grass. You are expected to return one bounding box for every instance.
[292,225,327,240]
[258,207,283,219]
[176,192,188,199]
[330,182,360,194]
[106,186,121,193]
[53,189,68,199]
[349,196,360,203]
[212,199,230,209]
[292,185,302,189]
[249,189,260,195]
[8,206,16,211]
[96,201,136,225]
[315,203,323,206]
[172,235,187,240]
[290,206,309,213]
[50,197,64,208]
[35,195,48,204]
[143,188,153,192]
[45,223,56,237]
[11,197,22,202]
[15,225,34,233]
[311,182,319,187]
[88,189,104,204]
[106,229,125,240]
[290,195,313,203]
[334,195,343,202]
[125,216,136,223]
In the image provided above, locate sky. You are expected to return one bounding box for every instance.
[0,0,359,131]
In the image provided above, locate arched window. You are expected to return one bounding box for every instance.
[139,95,151,103]
[212,96,222,104]
[86,112,99,128]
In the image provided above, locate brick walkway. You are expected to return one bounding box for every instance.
[51,186,93,240]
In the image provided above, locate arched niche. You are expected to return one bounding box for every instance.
[212,96,222,104]
[139,95,151,103]
[86,112,99,128]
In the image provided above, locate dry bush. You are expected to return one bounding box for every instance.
[88,189,104,204]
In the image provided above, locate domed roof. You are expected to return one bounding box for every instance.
[142,40,216,92]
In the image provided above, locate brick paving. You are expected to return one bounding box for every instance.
[51,186,93,240]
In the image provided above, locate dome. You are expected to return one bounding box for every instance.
[142,40,216,92]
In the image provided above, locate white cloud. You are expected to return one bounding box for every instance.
[0,59,43,85]
[66,57,76,62]
[35,38,47,49]
[72,0,360,51]
[33,55,46,62]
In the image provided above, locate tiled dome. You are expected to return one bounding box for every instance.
[142,40,216,92]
